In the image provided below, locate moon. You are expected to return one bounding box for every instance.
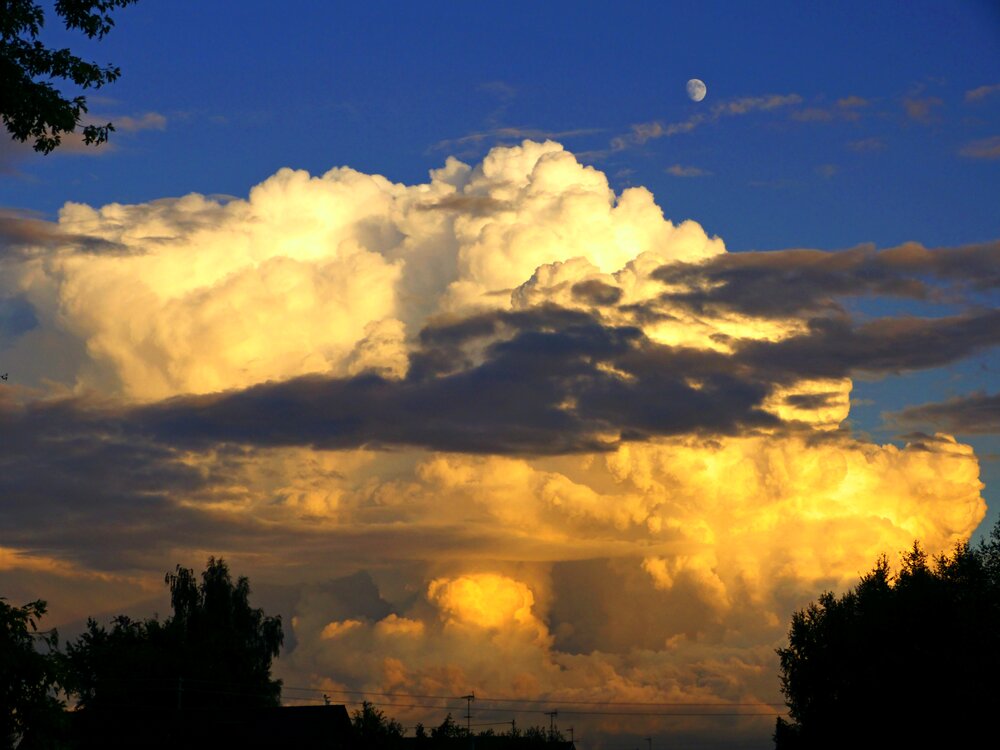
[686,79,707,102]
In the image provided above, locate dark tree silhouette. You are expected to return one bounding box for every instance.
[0,599,64,749]
[1,0,137,153]
[431,713,467,739]
[352,701,405,748]
[774,521,1000,748]
[162,558,284,708]
[62,558,283,746]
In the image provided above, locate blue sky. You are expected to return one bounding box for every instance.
[1,2,998,747]
[6,1,999,250]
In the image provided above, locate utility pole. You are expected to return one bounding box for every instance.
[569,727,575,745]
[461,693,475,733]
[545,710,558,739]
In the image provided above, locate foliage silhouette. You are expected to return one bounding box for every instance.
[774,521,1000,748]
[431,713,467,739]
[62,557,283,746]
[0,598,64,750]
[1,0,137,153]
[352,700,405,748]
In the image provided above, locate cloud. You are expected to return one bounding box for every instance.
[791,108,833,123]
[886,391,1000,435]
[113,112,168,132]
[960,136,1000,160]
[714,94,803,116]
[665,164,712,177]
[431,128,601,153]
[650,241,1000,319]
[965,83,1000,103]
[2,140,724,400]
[612,94,802,150]
[0,208,126,258]
[790,96,870,124]
[847,137,886,153]
[0,109,163,173]
[836,96,869,109]
[903,96,943,123]
[0,141,993,746]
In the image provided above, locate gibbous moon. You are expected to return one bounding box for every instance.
[687,79,707,102]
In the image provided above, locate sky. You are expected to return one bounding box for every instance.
[1,1,998,747]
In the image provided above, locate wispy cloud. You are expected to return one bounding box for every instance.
[665,164,712,177]
[791,95,870,123]
[847,137,886,153]
[959,135,1000,160]
[837,95,870,109]
[430,126,602,152]
[965,83,1000,103]
[611,93,802,150]
[114,112,168,132]
[902,96,943,123]
[886,391,1000,435]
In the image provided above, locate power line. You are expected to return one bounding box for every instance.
[281,685,786,708]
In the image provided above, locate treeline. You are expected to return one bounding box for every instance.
[2,557,283,749]
[775,520,1000,748]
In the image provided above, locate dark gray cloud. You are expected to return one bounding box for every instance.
[2,272,997,569]
[0,208,125,257]
[652,242,1000,318]
[736,310,1000,383]
[571,279,624,307]
[119,302,999,453]
[413,195,512,216]
[4,283,996,483]
[133,308,776,455]
[886,391,1000,435]
[0,396,200,566]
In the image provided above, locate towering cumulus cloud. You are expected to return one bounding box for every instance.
[0,141,991,745]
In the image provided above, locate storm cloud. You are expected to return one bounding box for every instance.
[0,142,993,740]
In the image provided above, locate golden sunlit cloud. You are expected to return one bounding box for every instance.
[0,141,992,743]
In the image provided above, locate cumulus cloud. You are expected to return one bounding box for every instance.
[2,140,723,400]
[0,140,994,745]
